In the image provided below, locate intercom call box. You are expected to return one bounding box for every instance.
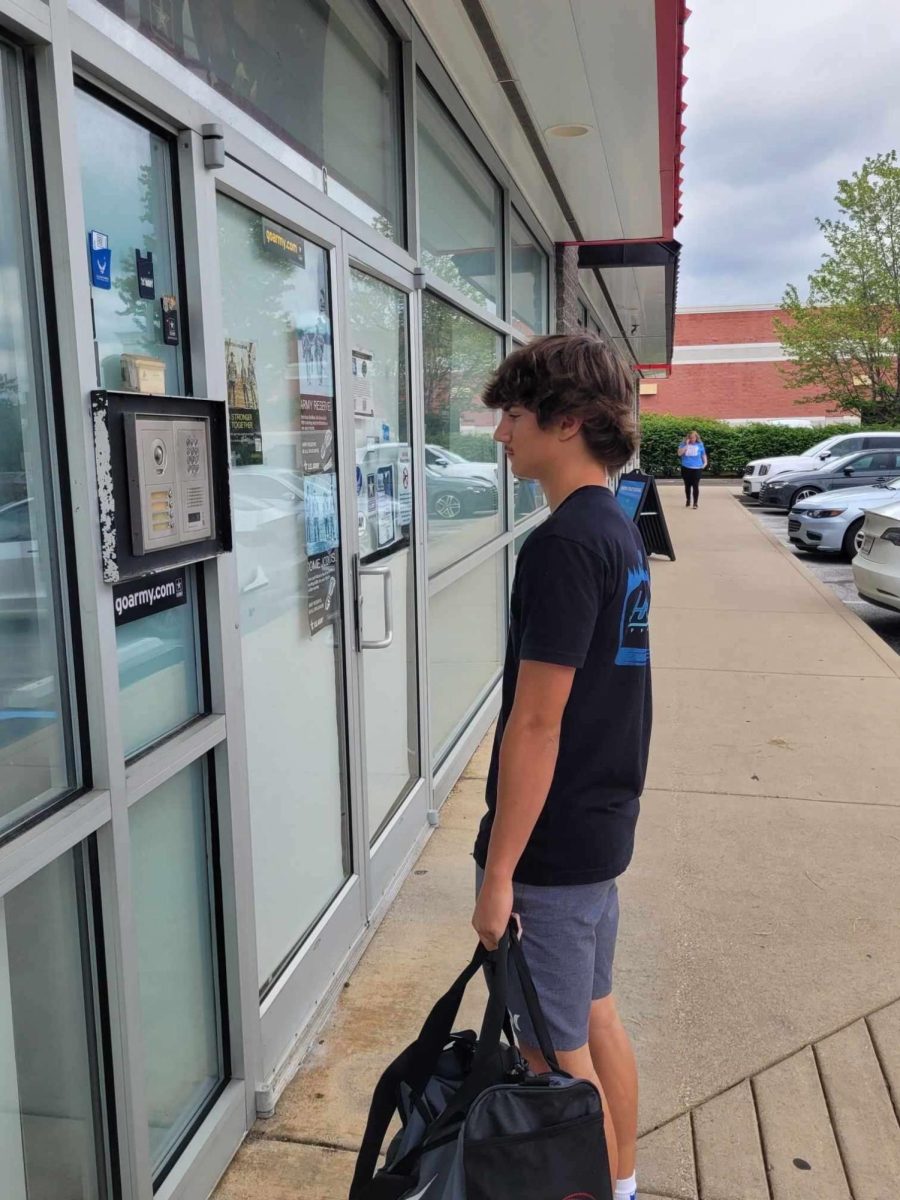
[125,415,215,554]
[91,390,231,584]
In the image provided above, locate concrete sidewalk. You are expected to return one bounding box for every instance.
[215,485,900,1200]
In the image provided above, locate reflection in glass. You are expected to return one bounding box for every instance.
[0,46,77,838]
[75,89,183,393]
[130,761,224,1175]
[75,89,206,756]
[116,573,201,758]
[514,476,547,521]
[349,270,420,839]
[2,850,111,1199]
[94,0,404,243]
[417,81,503,314]
[422,294,502,574]
[218,195,350,991]
[429,552,505,762]
[511,210,548,338]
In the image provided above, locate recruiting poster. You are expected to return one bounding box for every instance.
[226,338,262,466]
[352,348,375,416]
[376,464,396,548]
[304,472,339,557]
[616,477,646,521]
[398,448,412,529]
[307,548,339,635]
[297,286,333,398]
[299,392,335,474]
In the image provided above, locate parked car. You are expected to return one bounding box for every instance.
[788,479,900,558]
[425,444,498,484]
[742,430,900,498]
[852,499,900,613]
[0,497,45,619]
[757,449,900,510]
[426,465,498,520]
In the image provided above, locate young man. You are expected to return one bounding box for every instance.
[472,333,651,1200]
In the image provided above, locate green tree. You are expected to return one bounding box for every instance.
[776,152,900,423]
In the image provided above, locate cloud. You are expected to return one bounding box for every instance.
[677,0,900,306]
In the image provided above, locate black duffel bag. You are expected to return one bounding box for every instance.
[348,925,612,1200]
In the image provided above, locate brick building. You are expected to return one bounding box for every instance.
[642,304,854,424]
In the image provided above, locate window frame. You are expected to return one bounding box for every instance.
[0,36,89,850]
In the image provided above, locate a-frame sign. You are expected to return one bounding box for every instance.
[615,470,676,561]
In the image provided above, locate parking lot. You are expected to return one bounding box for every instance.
[740,492,900,656]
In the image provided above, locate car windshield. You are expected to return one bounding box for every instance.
[803,435,841,458]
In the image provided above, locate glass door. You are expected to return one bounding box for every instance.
[214,164,365,1084]
[343,241,427,910]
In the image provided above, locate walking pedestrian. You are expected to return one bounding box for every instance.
[678,429,707,507]
[472,332,651,1200]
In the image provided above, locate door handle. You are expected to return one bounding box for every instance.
[354,559,394,650]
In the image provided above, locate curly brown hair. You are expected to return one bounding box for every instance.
[482,332,638,468]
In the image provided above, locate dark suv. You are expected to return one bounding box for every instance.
[758,449,900,510]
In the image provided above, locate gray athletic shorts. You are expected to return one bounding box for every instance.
[475,865,620,1053]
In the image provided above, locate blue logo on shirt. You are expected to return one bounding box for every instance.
[615,563,650,666]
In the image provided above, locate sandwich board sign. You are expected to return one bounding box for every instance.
[615,470,676,560]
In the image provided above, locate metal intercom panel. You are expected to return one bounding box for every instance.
[125,415,215,554]
[91,390,231,583]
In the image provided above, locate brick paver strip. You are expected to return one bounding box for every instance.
[867,999,900,1123]
[754,1046,850,1199]
[637,1114,697,1200]
[815,1019,900,1200]
[693,1079,768,1200]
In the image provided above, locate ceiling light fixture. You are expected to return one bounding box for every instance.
[545,123,592,138]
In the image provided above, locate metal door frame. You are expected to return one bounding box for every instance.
[337,234,434,919]
[207,157,372,1097]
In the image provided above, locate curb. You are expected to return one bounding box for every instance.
[730,490,900,682]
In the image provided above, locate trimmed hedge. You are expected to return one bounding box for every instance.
[448,432,497,463]
[639,413,866,477]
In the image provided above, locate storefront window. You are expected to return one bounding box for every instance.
[429,552,505,761]
[510,210,548,337]
[75,89,204,759]
[417,81,503,315]
[95,0,404,243]
[514,476,546,521]
[115,570,202,758]
[0,45,79,840]
[129,760,224,1177]
[422,294,502,574]
[1,849,112,1199]
[218,194,350,992]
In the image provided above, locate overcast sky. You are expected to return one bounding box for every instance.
[676,0,900,308]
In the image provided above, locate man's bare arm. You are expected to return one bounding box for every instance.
[472,659,576,948]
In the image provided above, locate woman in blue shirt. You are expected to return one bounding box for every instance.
[677,430,707,508]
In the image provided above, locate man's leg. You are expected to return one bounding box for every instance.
[518,1041,619,1187]
[589,995,638,1179]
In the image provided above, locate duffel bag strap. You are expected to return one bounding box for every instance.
[349,941,493,1197]
[415,935,512,1148]
[507,923,564,1075]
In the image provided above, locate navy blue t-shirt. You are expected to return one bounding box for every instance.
[473,485,652,886]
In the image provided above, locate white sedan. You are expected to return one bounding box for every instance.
[852,499,900,613]
[789,479,900,558]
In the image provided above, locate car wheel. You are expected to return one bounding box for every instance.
[843,518,865,560]
[791,486,820,505]
[433,492,463,520]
